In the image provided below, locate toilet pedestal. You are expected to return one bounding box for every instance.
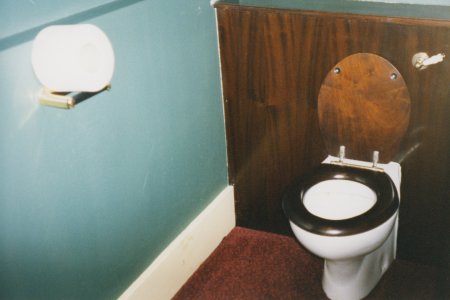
[322,213,398,300]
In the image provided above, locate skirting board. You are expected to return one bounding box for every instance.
[118,185,235,300]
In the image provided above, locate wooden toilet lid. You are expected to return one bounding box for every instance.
[318,53,411,163]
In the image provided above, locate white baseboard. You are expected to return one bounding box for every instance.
[118,185,235,300]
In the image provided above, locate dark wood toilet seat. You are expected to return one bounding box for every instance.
[283,53,407,236]
[318,53,411,163]
[282,164,399,236]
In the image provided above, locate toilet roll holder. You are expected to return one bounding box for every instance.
[38,84,111,109]
[31,24,114,109]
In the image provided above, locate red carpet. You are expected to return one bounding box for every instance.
[174,227,444,300]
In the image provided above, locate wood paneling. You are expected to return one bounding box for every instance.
[216,4,450,280]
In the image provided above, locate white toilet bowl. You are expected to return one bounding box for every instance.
[282,53,409,300]
[289,213,398,300]
[283,157,401,300]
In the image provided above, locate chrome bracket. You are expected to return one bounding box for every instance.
[330,146,384,172]
[412,52,445,70]
[38,85,111,109]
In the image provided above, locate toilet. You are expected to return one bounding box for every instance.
[282,53,411,300]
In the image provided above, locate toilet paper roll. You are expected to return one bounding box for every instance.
[32,24,115,92]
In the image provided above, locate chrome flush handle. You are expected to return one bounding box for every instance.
[412,52,445,70]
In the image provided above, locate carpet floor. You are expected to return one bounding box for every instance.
[173,227,446,300]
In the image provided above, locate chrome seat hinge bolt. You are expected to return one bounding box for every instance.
[372,151,379,168]
[339,145,346,163]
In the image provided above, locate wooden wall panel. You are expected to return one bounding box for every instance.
[216,4,450,282]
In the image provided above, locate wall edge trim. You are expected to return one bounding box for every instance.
[118,185,235,300]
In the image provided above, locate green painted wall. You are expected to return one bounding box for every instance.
[0,1,228,299]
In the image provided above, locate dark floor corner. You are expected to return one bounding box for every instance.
[173,227,448,300]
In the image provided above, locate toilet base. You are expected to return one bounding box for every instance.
[322,217,398,300]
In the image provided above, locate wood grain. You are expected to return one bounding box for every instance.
[318,53,411,163]
[215,4,450,278]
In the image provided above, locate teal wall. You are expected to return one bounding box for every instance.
[0,1,228,299]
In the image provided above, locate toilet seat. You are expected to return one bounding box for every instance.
[282,164,399,236]
[318,53,410,163]
[283,53,406,237]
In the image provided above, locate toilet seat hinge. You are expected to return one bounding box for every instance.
[331,146,385,172]
[339,145,346,163]
[372,150,379,168]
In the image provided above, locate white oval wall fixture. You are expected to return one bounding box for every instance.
[31,24,115,109]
